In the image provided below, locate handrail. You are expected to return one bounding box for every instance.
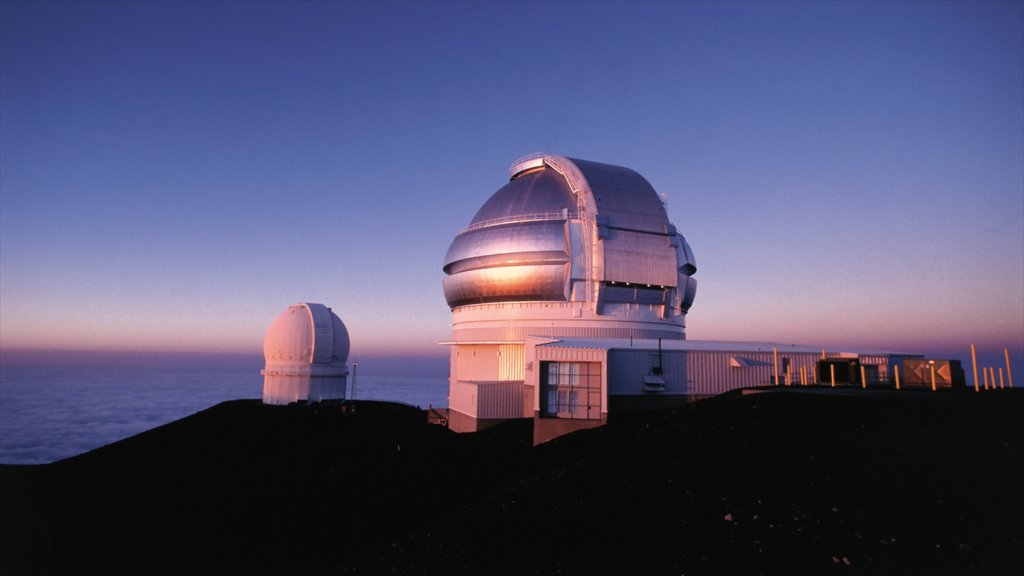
[461,211,576,233]
[543,156,588,199]
[509,152,547,178]
[546,156,596,304]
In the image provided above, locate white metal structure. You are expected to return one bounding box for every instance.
[261,302,350,405]
[442,154,697,431]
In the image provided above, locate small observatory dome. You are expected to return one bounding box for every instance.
[261,302,350,405]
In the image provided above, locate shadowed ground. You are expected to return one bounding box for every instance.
[2,389,1021,575]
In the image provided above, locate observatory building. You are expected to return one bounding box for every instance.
[442,153,697,436]
[261,302,350,405]
[442,154,919,442]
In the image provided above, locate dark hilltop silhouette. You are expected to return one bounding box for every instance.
[1,389,1022,575]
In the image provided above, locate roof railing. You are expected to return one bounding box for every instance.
[509,152,548,178]
[461,211,578,233]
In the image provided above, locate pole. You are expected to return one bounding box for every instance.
[830,364,835,388]
[930,363,936,392]
[894,364,901,391]
[351,362,358,400]
[861,365,867,389]
[999,367,1005,389]
[983,366,989,391]
[971,344,980,392]
[773,347,779,386]
[1005,348,1015,388]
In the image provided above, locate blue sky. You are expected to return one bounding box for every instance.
[1,1,1021,370]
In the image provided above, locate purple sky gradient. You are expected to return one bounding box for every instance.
[1,1,1021,372]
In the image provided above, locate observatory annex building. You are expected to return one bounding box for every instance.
[442,154,918,442]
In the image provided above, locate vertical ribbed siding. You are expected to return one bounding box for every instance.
[585,349,829,396]
[683,351,824,394]
[686,351,754,394]
[499,344,524,381]
[477,381,525,418]
[602,229,678,287]
[451,380,527,419]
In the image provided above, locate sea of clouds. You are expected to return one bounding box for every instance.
[0,352,448,465]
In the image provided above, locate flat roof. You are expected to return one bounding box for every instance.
[533,337,919,357]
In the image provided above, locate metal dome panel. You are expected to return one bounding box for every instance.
[444,220,569,275]
[262,302,350,369]
[443,264,567,307]
[307,303,335,364]
[263,304,314,364]
[602,228,678,287]
[676,234,697,276]
[681,276,697,313]
[568,157,669,233]
[442,154,695,316]
[470,168,578,226]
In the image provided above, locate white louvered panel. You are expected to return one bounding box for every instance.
[499,344,524,381]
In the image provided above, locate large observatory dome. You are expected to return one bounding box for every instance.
[442,153,696,341]
[262,302,349,404]
[442,154,699,433]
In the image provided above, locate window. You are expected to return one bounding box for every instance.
[540,361,601,419]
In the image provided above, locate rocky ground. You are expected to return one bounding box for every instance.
[2,388,1021,575]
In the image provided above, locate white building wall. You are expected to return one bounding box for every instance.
[498,344,525,381]
[449,301,686,342]
[449,380,479,418]
[477,381,525,418]
[683,350,822,394]
[308,375,347,402]
[453,345,501,382]
[448,380,524,419]
[607,349,687,395]
[262,374,305,405]
[538,345,853,403]
[450,343,527,419]
[261,374,347,405]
